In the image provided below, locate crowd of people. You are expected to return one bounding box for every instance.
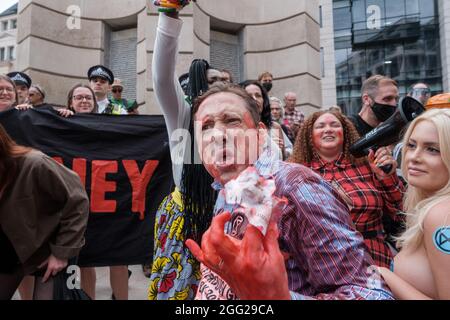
[0,1,449,300]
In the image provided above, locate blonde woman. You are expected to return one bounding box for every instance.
[379,108,450,300]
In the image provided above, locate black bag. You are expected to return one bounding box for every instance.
[53,260,91,300]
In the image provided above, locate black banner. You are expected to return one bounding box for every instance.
[0,107,173,267]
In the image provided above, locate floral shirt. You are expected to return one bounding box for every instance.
[148,189,201,300]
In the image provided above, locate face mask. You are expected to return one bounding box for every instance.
[371,102,396,122]
[262,82,272,93]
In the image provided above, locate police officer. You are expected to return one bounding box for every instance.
[7,72,32,105]
[87,65,127,115]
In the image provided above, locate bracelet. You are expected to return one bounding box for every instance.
[153,0,192,13]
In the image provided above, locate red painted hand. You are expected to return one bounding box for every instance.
[186,211,291,300]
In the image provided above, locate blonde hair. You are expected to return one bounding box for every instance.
[396,108,450,250]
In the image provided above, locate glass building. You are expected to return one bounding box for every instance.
[333,0,442,115]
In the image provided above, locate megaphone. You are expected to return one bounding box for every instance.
[350,96,425,166]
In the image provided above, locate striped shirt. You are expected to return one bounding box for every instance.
[196,148,394,300]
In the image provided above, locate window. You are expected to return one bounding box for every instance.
[10,19,17,29]
[385,1,405,26]
[334,0,442,116]
[352,0,366,25]
[333,7,352,32]
[406,0,420,17]
[8,46,14,60]
[0,47,5,61]
[1,21,8,31]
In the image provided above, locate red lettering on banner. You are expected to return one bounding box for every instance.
[52,157,64,165]
[51,157,86,187]
[91,160,118,213]
[123,160,159,220]
[72,158,87,187]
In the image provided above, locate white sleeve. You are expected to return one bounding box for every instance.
[153,13,191,187]
[153,14,191,141]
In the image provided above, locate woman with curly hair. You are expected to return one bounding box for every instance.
[290,110,405,267]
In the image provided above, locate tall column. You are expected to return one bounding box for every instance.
[319,0,337,108]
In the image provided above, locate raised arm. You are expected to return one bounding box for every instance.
[152,12,190,137]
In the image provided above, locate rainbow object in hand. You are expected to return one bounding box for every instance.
[153,0,192,12]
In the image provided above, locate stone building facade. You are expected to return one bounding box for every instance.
[0,3,18,75]
[15,0,321,115]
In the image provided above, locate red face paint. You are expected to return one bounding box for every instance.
[195,92,262,184]
[242,112,256,127]
[312,113,344,157]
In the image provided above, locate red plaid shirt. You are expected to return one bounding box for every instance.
[283,108,304,128]
[308,154,405,267]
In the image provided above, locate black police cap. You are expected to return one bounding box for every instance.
[7,72,32,88]
[87,65,114,84]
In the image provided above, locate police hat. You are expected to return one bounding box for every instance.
[87,65,114,84]
[7,72,32,88]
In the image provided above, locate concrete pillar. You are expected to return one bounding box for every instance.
[319,0,337,108]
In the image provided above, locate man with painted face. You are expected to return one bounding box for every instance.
[349,75,399,137]
[185,83,394,300]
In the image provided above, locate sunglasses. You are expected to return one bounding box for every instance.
[112,88,123,93]
[412,88,431,96]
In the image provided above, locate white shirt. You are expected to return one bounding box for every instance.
[153,14,191,188]
[97,98,110,114]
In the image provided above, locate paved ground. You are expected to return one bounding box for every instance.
[12,264,150,300]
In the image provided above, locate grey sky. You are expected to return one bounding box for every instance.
[0,0,18,14]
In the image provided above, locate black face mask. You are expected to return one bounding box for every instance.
[262,82,272,93]
[371,102,396,122]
